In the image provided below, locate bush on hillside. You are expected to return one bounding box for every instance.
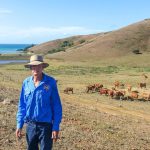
[132,49,142,54]
[60,40,74,47]
[79,39,86,44]
[17,44,36,53]
[48,47,65,54]
[47,40,74,54]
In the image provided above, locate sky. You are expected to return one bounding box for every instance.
[0,0,149,44]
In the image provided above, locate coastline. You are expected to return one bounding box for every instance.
[0,53,30,64]
[0,44,35,54]
[0,59,28,64]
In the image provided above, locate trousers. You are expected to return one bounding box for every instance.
[26,121,53,150]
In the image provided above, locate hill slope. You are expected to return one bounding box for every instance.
[29,19,150,61]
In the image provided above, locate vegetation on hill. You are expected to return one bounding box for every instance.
[47,40,74,54]
[27,34,100,54]
[17,44,36,53]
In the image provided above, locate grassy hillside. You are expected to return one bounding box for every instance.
[28,19,150,61]
[28,34,101,54]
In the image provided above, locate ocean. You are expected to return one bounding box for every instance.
[0,44,31,54]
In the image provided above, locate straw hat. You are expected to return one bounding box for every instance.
[24,55,49,68]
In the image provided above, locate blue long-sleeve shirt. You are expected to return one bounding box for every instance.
[16,73,62,131]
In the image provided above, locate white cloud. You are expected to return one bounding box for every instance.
[8,26,101,36]
[0,26,102,43]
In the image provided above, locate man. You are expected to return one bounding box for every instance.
[16,55,62,150]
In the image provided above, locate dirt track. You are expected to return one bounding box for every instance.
[61,93,150,122]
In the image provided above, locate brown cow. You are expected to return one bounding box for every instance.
[99,88,109,96]
[94,84,103,92]
[142,92,150,101]
[138,83,146,88]
[108,89,115,98]
[113,90,125,100]
[64,87,73,94]
[128,91,139,100]
[86,85,95,93]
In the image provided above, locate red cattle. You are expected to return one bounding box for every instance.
[142,92,150,100]
[138,83,146,88]
[99,88,109,96]
[108,90,115,98]
[128,91,139,100]
[113,90,125,100]
[94,84,103,92]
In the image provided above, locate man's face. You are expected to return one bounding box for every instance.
[30,64,43,76]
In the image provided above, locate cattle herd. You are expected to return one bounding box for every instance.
[63,81,150,101]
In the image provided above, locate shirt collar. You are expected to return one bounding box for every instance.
[30,73,48,88]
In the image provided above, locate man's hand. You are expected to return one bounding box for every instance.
[52,131,59,142]
[16,128,22,139]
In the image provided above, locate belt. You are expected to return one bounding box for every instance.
[26,120,51,126]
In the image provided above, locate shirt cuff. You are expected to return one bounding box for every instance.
[52,123,60,131]
[17,122,24,129]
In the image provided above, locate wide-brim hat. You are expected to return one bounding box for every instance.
[24,55,49,68]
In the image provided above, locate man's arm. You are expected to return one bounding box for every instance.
[51,80,62,132]
[16,83,26,138]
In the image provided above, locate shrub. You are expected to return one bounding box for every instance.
[132,49,142,54]
[60,40,74,47]
[48,47,65,54]
[79,39,86,44]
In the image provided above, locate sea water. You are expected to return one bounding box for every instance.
[0,44,30,64]
[0,44,31,54]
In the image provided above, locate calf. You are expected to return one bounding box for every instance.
[64,87,73,94]
[86,85,95,93]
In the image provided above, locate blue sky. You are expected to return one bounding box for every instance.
[0,0,149,44]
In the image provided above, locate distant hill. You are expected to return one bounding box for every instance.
[28,34,101,54]
[29,19,150,61]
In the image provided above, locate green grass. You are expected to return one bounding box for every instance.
[45,65,120,76]
[0,54,30,60]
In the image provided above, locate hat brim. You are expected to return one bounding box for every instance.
[24,61,49,68]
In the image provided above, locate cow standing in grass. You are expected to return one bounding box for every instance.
[64,87,74,94]
[127,91,139,101]
[138,83,146,88]
[86,85,95,93]
[94,84,103,92]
